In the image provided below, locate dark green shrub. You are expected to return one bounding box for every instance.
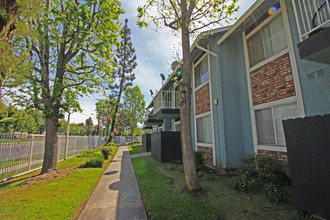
[77,148,99,158]
[101,148,112,160]
[194,151,206,172]
[229,153,290,203]
[265,184,286,203]
[80,154,105,168]
[228,172,256,192]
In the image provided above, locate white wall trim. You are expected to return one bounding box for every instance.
[256,145,287,152]
[281,0,305,117]
[193,49,215,164]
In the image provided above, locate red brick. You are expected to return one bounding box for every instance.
[195,83,211,115]
[197,146,213,165]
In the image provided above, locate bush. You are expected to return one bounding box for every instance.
[77,148,99,158]
[80,153,105,168]
[228,153,290,203]
[101,148,112,160]
[194,151,206,172]
[103,142,119,147]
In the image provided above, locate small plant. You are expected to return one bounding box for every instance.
[101,148,112,160]
[229,173,256,192]
[228,153,290,203]
[80,154,105,168]
[194,151,206,172]
[265,184,286,203]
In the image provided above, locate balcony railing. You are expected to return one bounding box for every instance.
[291,0,330,40]
[153,91,180,114]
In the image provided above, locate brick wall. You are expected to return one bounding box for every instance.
[195,83,211,115]
[197,146,213,165]
[250,53,296,106]
[257,149,289,174]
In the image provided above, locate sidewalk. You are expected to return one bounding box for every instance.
[78,146,147,220]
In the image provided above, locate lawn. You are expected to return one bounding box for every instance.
[132,156,300,220]
[128,144,142,155]
[0,146,119,220]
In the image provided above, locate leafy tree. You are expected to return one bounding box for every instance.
[85,117,93,135]
[9,0,123,174]
[116,106,130,135]
[137,0,238,191]
[0,103,44,133]
[108,19,137,142]
[0,0,40,98]
[123,86,145,136]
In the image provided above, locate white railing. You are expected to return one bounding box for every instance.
[153,90,180,114]
[291,0,330,40]
[0,134,106,182]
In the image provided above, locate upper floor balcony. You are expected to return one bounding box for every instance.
[292,0,330,63]
[144,110,163,126]
[153,90,180,119]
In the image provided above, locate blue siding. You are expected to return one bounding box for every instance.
[209,33,254,168]
[285,0,330,116]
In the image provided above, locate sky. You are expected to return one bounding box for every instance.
[69,0,256,125]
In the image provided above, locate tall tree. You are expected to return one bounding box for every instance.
[108,18,137,142]
[123,86,145,136]
[0,0,40,98]
[85,117,93,135]
[137,0,238,191]
[11,0,123,175]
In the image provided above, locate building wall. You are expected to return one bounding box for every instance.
[209,33,254,168]
[195,83,211,115]
[284,0,330,117]
[250,53,296,105]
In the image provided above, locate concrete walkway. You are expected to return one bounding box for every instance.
[78,146,147,220]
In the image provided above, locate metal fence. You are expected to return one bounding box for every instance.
[0,133,106,182]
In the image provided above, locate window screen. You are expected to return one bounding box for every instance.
[194,56,209,88]
[196,115,213,144]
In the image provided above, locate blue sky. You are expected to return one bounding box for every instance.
[70,0,256,124]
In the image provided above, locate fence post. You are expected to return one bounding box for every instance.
[84,136,86,150]
[58,135,61,160]
[73,136,76,155]
[28,135,34,171]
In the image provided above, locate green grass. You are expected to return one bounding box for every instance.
[132,157,299,220]
[128,145,142,155]
[0,146,119,220]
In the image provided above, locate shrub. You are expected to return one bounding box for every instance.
[229,171,256,192]
[194,151,206,172]
[101,148,112,160]
[265,184,286,203]
[228,153,290,203]
[80,154,105,168]
[77,149,99,158]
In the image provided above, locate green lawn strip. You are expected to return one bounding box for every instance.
[132,157,299,220]
[132,157,225,220]
[0,146,119,220]
[128,145,142,155]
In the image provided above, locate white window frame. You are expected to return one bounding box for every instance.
[242,0,305,153]
[194,53,210,91]
[195,112,214,147]
[246,9,289,70]
[174,121,180,132]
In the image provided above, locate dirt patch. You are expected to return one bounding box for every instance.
[24,168,76,185]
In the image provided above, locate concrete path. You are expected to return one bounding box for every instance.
[130,152,151,159]
[78,146,147,220]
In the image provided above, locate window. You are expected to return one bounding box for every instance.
[255,103,298,146]
[194,56,209,88]
[196,115,213,144]
[247,14,287,66]
[175,123,180,132]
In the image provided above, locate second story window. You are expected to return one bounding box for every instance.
[194,56,209,88]
[247,14,287,67]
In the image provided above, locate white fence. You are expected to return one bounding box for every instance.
[291,0,330,40]
[0,134,106,182]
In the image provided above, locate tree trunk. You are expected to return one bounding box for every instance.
[41,114,59,174]
[179,19,201,191]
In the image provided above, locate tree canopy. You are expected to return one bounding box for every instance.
[137,0,238,191]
